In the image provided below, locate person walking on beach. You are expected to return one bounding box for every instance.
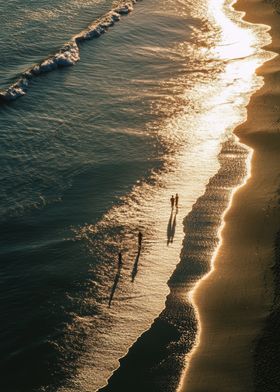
[138,231,143,248]
[175,193,179,208]
[170,195,175,209]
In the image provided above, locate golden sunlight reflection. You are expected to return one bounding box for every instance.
[65,1,274,390]
[177,1,274,392]
[209,0,257,60]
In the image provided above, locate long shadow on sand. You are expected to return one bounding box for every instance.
[167,209,177,245]
[99,139,249,392]
[131,246,142,282]
[108,266,122,308]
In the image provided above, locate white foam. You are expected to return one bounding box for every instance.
[0,78,29,101]
[74,10,122,42]
[31,41,80,76]
[114,3,134,15]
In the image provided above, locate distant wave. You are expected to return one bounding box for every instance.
[0,1,138,102]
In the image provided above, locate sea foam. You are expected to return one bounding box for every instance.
[0,1,137,102]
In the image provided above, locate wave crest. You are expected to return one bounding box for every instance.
[0,1,138,102]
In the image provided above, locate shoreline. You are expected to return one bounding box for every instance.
[179,0,280,391]
[98,139,250,392]
[235,0,280,390]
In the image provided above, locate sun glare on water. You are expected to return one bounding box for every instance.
[177,1,274,392]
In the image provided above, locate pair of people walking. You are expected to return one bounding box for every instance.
[170,193,179,209]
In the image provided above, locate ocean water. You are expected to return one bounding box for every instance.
[0,1,271,391]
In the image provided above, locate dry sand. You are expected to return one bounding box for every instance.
[179,0,280,391]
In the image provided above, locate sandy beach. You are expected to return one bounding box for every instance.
[2,0,280,391]
[179,0,280,391]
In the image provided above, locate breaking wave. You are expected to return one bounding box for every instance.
[0,1,138,102]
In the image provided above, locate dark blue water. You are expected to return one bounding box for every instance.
[0,1,200,389]
[0,0,266,391]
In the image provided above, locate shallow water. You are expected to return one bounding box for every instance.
[0,0,271,391]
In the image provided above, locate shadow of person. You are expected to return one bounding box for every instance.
[170,211,176,243]
[131,246,141,282]
[167,210,177,245]
[108,265,121,307]
[167,211,173,245]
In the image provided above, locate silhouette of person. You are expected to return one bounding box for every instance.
[175,193,179,208]
[118,251,122,269]
[170,195,175,209]
[138,231,143,247]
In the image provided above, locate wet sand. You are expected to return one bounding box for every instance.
[179,1,280,391]
[99,139,249,392]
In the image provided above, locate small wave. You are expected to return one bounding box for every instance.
[0,1,138,102]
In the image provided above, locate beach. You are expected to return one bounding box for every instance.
[1,1,280,391]
[2,1,253,390]
[179,0,280,391]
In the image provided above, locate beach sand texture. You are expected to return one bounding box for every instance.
[179,0,280,391]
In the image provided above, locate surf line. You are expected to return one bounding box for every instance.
[0,0,141,102]
[176,137,253,392]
